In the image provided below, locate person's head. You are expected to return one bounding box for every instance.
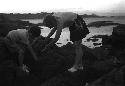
[28,26,41,39]
[75,14,85,24]
[43,14,57,29]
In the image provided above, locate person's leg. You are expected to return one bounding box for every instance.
[18,49,24,67]
[68,39,83,72]
[18,48,29,73]
[74,40,83,68]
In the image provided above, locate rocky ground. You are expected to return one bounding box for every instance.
[87,21,121,28]
[0,15,125,86]
[0,14,34,37]
[0,35,125,86]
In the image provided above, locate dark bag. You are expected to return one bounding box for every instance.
[69,17,89,37]
[79,20,89,36]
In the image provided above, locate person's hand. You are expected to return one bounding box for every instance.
[41,45,50,53]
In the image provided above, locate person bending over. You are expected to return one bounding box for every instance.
[42,12,89,72]
[4,26,41,73]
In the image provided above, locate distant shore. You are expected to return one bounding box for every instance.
[1,12,125,20]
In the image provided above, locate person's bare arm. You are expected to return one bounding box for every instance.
[27,44,38,61]
[42,23,63,52]
[46,27,62,47]
[24,37,38,61]
[45,27,57,42]
[47,27,57,39]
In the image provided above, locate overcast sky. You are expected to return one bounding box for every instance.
[0,0,124,15]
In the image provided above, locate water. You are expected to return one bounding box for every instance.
[21,17,125,48]
[40,26,114,48]
[22,19,43,24]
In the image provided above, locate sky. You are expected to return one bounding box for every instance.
[0,0,125,15]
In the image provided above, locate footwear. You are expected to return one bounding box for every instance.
[17,65,30,76]
[77,64,84,70]
[68,67,78,72]
[68,65,84,72]
[21,64,30,73]
[78,66,84,70]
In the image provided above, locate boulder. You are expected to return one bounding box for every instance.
[111,24,125,49]
[0,14,33,37]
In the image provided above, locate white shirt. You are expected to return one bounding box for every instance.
[7,29,29,45]
[53,12,77,28]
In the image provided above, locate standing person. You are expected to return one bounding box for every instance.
[42,12,89,72]
[4,26,41,73]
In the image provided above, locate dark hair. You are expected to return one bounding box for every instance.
[28,26,41,37]
[75,15,86,25]
[43,14,57,28]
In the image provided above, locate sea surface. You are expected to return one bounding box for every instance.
[22,17,125,48]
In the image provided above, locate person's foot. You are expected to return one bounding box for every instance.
[68,67,78,72]
[20,64,30,73]
[68,65,84,72]
[78,66,84,70]
[78,64,84,69]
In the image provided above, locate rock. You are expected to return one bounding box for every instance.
[101,35,112,45]
[93,43,101,46]
[108,24,125,49]
[1,25,123,86]
[32,36,58,55]
[87,37,99,42]
[40,71,83,86]
[0,60,16,86]
[0,14,33,37]
[87,21,120,28]
[89,65,125,86]
[101,24,125,58]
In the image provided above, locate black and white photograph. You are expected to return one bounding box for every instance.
[0,0,125,86]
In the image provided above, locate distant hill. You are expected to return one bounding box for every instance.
[0,12,50,19]
[80,13,105,18]
[1,12,125,20]
[0,14,33,37]
[0,12,106,20]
